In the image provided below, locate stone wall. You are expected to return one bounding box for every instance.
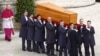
[35,0,96,8]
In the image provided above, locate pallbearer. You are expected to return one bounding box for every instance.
[58,20,68,56]
[55,25,59,51]
[45,17,57,56]
[77,18,86,56]
[34,15,45,53]
[86,20,95,56]
[78,19,90,56]
[68,23,78,56]
[1,4,14,41]
[19,11,28,51]
[27,14,35,52]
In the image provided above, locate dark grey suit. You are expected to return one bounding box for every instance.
[27,18,36,51]
[58,26,68,56]
[45,22,56,55]
[34,20,45,53]
[19,16,28,51]
[88,26,95,56]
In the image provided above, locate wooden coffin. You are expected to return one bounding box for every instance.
[36,3,77,24]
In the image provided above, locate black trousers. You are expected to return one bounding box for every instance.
[36,42,45,53]
[46,43,55,55]
[78,37,83,56]
[59,46,67,56]
[22,38,26,50]
[84,45,90,56]
[56,40,58,51]
[32,40,36,52]
[78,37,90,56]
[27,40,32,50]
[90,45,95,56]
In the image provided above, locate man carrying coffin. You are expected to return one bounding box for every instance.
[34,15,45,53]
[58,20,68,56]
[45,17,57,56]
[19,11,28,51]
[86,20,95,56]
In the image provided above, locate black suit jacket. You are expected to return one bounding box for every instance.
[88,26,95,46]
[19,16,28,38]
[27,18,35,40]
[34,20,45,42]
[45,22,56,44]
[58,26,68,47]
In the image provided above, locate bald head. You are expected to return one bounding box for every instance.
[47,17,52,22]
[79,18,84,25]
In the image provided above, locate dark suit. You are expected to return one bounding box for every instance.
[68,29,78,56]
[19,16,28,50]
[77,24,85,56]
[85,28,90,56]
[27,18,36,51]
[34,20,45,53]
[58,26,68,56]
[55,26,59,51]
[78,25,90,56]
[45,22,56,55]
[88,26,95,56]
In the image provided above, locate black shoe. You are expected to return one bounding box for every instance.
[42,51,45,54]
[22,49,26,51]
[27,49,32,52]
[56,49,59,51]
[46,53,50,56]
[80,54,83,56]
[37,51,40,53]
[6,39,11,42]
[32,50,36,52]
[51,54,57,56]
[80,55,83,56]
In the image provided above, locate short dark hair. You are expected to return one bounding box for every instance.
[29,13,33,16]
[69,23,73,26]
[37,14,41,17]
[60,20,64,22]
[87,20,91,23]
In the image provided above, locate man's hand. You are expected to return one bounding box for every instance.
[54,23,57,27]
[43,20,46,24]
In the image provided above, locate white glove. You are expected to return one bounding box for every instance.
[74,29,78,32]
[54,23,57,27]
[65,26,67,29]
[34,19,37,22]
[43,20,46,24]
[81,26,83,29]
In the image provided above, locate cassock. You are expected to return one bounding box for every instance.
[1,8,14,41]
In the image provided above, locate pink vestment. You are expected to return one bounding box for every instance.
[1,8,14,41]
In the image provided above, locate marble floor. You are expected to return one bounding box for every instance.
[0,2,100,56]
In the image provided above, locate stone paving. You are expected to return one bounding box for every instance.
[0,2,100,56]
